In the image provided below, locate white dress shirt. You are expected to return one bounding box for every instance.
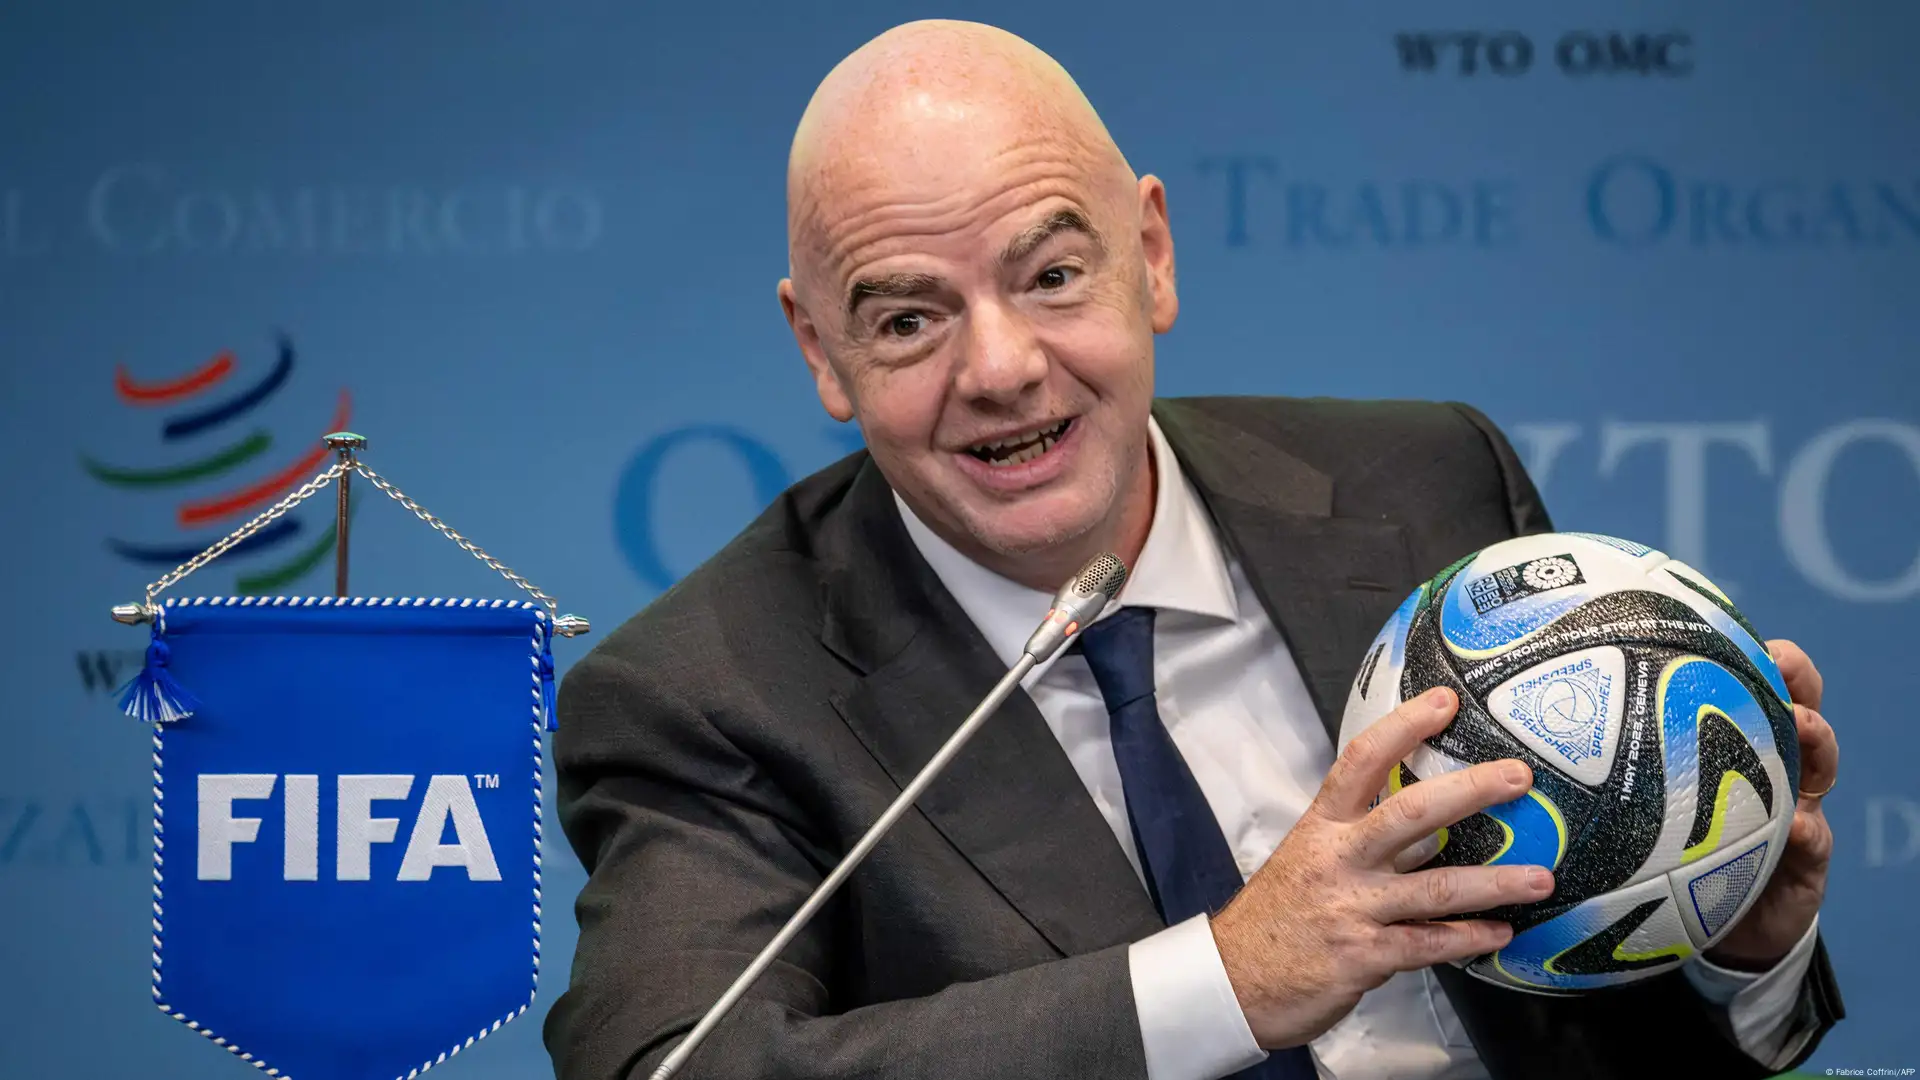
[897,416,1820,1080]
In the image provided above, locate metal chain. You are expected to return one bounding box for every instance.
[351,462,559,617]
[138,459,561,621]
[143,462,349,609]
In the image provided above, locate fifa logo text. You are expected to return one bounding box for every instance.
[196,773,502,883]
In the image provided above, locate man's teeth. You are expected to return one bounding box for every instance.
[997,440,1048,466]
[969,421,1069,466]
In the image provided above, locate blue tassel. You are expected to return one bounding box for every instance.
[118,626,199,723]
[537,622,558,732]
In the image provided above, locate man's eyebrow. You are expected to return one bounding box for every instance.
[845,271,943,318]
[998,209,1104,268]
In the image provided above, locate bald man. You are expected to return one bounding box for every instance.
[547,20,1842,1080]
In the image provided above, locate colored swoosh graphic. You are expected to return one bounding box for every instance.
[1545,898,1692,976]
[93,334,353,592]
[236,494,355,594]
[106,516,302,566]
[1491,893,1691,990]
[1396,760,1568,871]
[1440,585,1591,659]
[1664,569,1792,705]
[163,335,295,441]
[177,390,352,527]
[1657,657,1776,864]
[1481,789,1569,870]
[81,430,271,488]
[115,350,234,404]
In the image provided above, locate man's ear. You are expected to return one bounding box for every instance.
[780,277,855,422]
[1137,175,1179,333]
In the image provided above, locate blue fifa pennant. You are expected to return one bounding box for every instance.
[144,595,551,1080]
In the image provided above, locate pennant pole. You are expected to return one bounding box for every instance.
[325,432,366,597]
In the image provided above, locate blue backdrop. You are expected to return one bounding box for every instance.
[2,2,1913,1076]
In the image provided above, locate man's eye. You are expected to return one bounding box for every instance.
[1035,266,1078,290]
[885,312,925,337]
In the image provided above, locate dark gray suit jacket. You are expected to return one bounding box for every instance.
[546,397,1843,1080]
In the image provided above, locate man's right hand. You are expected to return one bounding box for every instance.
[1209,686,1554,1050]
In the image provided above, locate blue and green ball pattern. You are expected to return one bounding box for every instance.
[1340,533,1800,994]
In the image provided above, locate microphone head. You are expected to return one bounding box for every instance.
[1023,553,1129,663]
[1069,553,1128,604]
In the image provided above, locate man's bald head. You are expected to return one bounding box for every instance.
[775,19,1178,593]
[785,20,1135,287]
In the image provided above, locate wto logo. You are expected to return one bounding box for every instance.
[76,334,352,698]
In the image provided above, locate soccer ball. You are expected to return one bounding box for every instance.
[1339,532,1799,993]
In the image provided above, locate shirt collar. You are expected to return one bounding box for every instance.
[896,415,1240,675]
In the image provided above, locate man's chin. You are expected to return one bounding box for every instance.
[965,506,1104,561]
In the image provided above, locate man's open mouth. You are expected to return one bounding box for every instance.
[965,418,1073,467]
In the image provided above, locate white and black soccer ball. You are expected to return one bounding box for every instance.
[1339,532,1800,994]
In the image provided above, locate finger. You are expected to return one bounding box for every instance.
[1380,919,1514,971]
[1787,808,1834,866]
[1375,864,1555,923]
[1767,639,1823,711]
[1349,759,1534,865]
[1390,830,1443,874]
[1794,705,1839,803]
[1319,688,1457,821]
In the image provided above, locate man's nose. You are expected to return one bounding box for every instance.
[953,301,1047,406]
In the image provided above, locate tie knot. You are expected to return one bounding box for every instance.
[1074,605,1157,711]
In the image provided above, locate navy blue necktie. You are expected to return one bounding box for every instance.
[1076,606,1317,1080]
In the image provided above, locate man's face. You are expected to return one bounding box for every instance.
[782,108,1177,566]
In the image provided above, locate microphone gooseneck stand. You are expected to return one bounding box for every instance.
[647,553,1128,1080]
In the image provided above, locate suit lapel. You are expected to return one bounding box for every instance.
[817,460,1163,958]
[1153,400,1416,745]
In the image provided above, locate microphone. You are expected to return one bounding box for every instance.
[647,552,1129,1080]
[1021,551,1129,663]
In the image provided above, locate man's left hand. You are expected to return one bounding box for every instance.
[1702,639,1839,972]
